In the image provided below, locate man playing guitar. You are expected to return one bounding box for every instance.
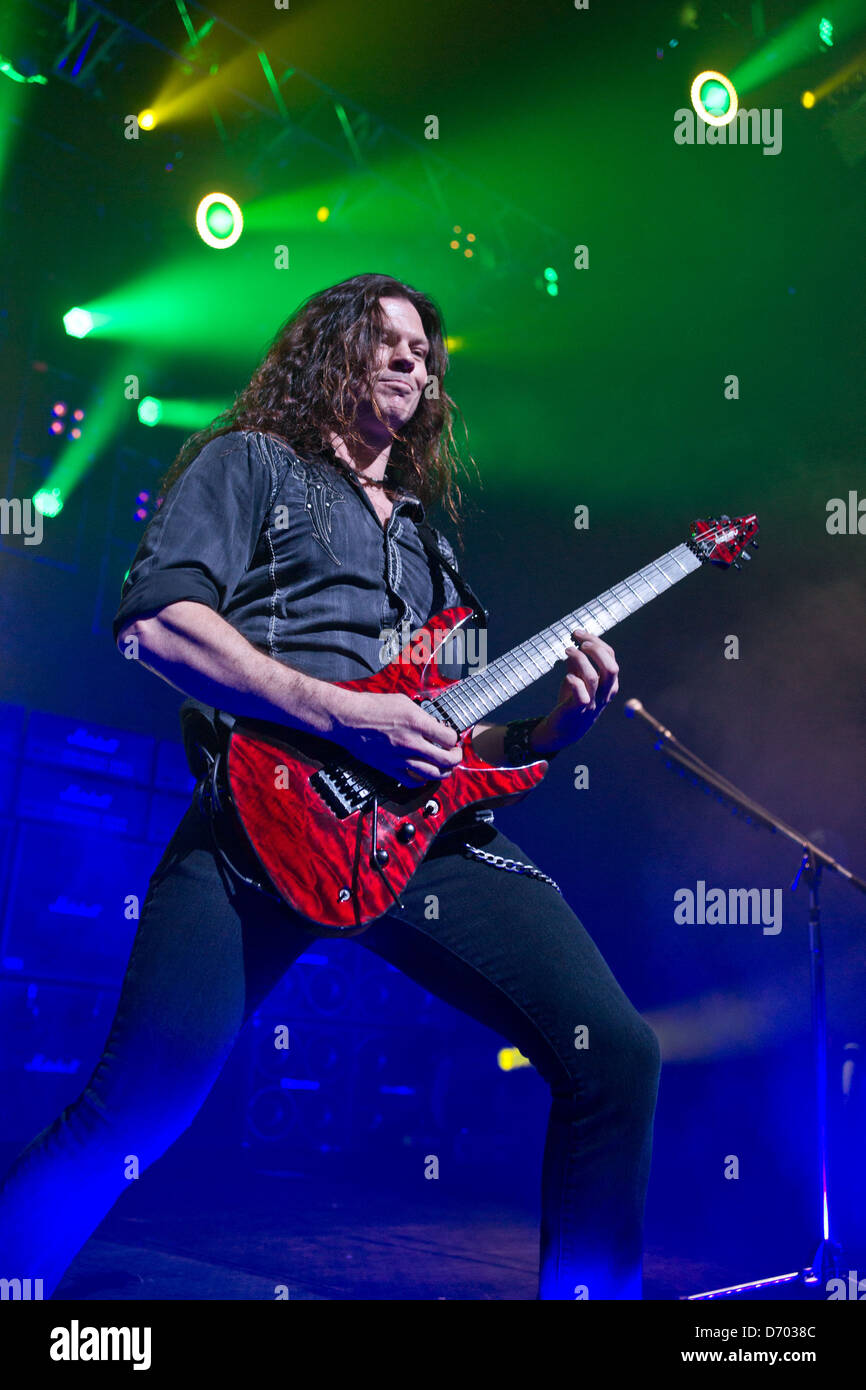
[0,273,661,1301]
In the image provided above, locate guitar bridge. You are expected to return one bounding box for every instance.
[310,761,378,818]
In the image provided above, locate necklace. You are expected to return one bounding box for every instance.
[337,462,397,496]
[322,446,401,499]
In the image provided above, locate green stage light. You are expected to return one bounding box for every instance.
[63,307,95,338]
[700,80,730,116]
[138,396,163,426]
[33,487,63,517]
[543,267,557,281]
[690,69,738,126]
[207,204,233,236]
[0,54,47,86]
[62,306,109,338]
[543,267,559,297]
[731,3,862,98]
[195,192,243,249]
[136,397,227,430]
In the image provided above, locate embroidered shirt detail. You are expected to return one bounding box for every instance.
[251,433,297,656]
[292,457,345,565]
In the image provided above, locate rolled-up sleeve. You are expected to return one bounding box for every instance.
[112,432,272,643]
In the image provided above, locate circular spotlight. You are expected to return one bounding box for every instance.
[138,396,163,426]
[62,307,107,337]
[138,110,157,131]
[195,192,243,249]
[690,70,738,127]
[316,205,330,222]
[33,488,63,518]
[801,90,816,109]
[62,307,95,339]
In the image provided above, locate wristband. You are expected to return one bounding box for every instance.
[503,716,557,767]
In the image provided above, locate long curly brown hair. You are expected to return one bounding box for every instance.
[158,272,473,528]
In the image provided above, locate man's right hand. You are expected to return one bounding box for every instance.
[116,603,462,785]
[330,690,463,785]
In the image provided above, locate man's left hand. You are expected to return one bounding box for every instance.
[531,628,619,755]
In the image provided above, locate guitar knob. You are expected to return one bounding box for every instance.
[423,799,440,816]
[397,822,416,843]
[374,847,390,866]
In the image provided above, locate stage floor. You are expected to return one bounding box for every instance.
[49,1146,769,1302]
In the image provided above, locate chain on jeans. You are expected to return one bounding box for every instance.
[460,841,562,893]
[200,752,564,900]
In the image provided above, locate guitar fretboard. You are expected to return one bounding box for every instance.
[433,542,702,731]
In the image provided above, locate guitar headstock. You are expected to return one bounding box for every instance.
[688,514,760,569]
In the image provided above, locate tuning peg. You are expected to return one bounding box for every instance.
[733,562,741,570]
[752,539,759,549]
[741,550,751,560]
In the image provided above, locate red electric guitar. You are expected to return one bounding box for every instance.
[226,514,759,933]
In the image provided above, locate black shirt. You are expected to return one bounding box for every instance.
[113,429,469,682]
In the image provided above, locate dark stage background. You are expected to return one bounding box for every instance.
[1,0,865,1295]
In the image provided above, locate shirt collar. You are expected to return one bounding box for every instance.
[317,444,426,521]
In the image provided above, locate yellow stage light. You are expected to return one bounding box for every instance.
[316,206,330,222]
[138,109,157,131]
[497,1046,532,1072]
[801,90,816,108]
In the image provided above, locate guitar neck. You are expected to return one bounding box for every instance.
[433,542,702,731]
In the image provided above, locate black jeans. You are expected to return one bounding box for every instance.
[0,798,660,1300]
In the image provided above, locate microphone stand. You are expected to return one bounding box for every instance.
[624,698,866,1300]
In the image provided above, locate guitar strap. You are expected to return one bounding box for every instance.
[414,521,488,630]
